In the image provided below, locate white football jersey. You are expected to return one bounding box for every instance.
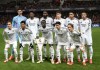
[65,17,79,31]
[68,30,82,43]
[3,28,17,43]
[18,28,32,42]
[53,18,66,28]
[38,27,53,39]
[79,18,92,35]
[54,28,69,43]
[26,17,39,38]
[40,17,53,28]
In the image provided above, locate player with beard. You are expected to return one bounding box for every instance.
[26,11,39,60]
[40,11,53,60]
[37,20,54,64]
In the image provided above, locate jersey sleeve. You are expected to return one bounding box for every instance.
[50,18,54,27]
[76,19,80,31]
[26,19,29,26]
[2,29,7,42]
[36,27,42,38]
[63,19,66,27]
[37,18,40,28]
[17,29,22,43]
[78,19,81,32]
[64,18,68,27]
[24,17,27,21]
[27,28,32,34]
[85,19,92,33]
[73,30,81,36]
[12,17,15,27]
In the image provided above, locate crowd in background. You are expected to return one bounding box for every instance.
[0,1,99,10]
[0,0,100,25]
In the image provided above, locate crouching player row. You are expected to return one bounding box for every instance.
[3,21,34,63]
[54,22,86,65]
[67,24,86,65]
[2,20,91,66]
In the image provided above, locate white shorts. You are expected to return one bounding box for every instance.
[31,34,36,40]
[44,38,53,44]
[70,42,84,50]
[21,41,32,47]
[57,42,70,50]
[43,32,53,44]
[35,37,45,44]
[35,37,45,50]
[82,34,92,45]
[54,34,58,44]
[5,41,17,49]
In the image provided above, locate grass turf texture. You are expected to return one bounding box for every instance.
[0,28,100,70]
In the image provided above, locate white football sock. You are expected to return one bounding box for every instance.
[49,46,54,60]
[43,46,47,57]
[4,49,8,60]
[88,45,93,59]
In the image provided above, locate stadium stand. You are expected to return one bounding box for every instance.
[0,0,100,26]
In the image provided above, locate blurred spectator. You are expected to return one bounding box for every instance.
[0,1,100,25]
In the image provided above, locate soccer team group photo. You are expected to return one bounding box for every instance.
[0,0,100,70]
[3,9,93,66]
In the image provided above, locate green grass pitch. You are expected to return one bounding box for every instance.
[0,28,100,70]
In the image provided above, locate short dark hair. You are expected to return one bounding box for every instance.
[81,11,87,15]
[56,11,61,14]
[41,20,46,22]
[7,21,12,24]
[21,21,26,24]
[68,23,74,28]
[55,22,61,25]
[29,11,34,14]
[81,11,88,18]
[69,11,74,14]
[41,20,46,23]
[43,11,48,14]
[17,8,23,11]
